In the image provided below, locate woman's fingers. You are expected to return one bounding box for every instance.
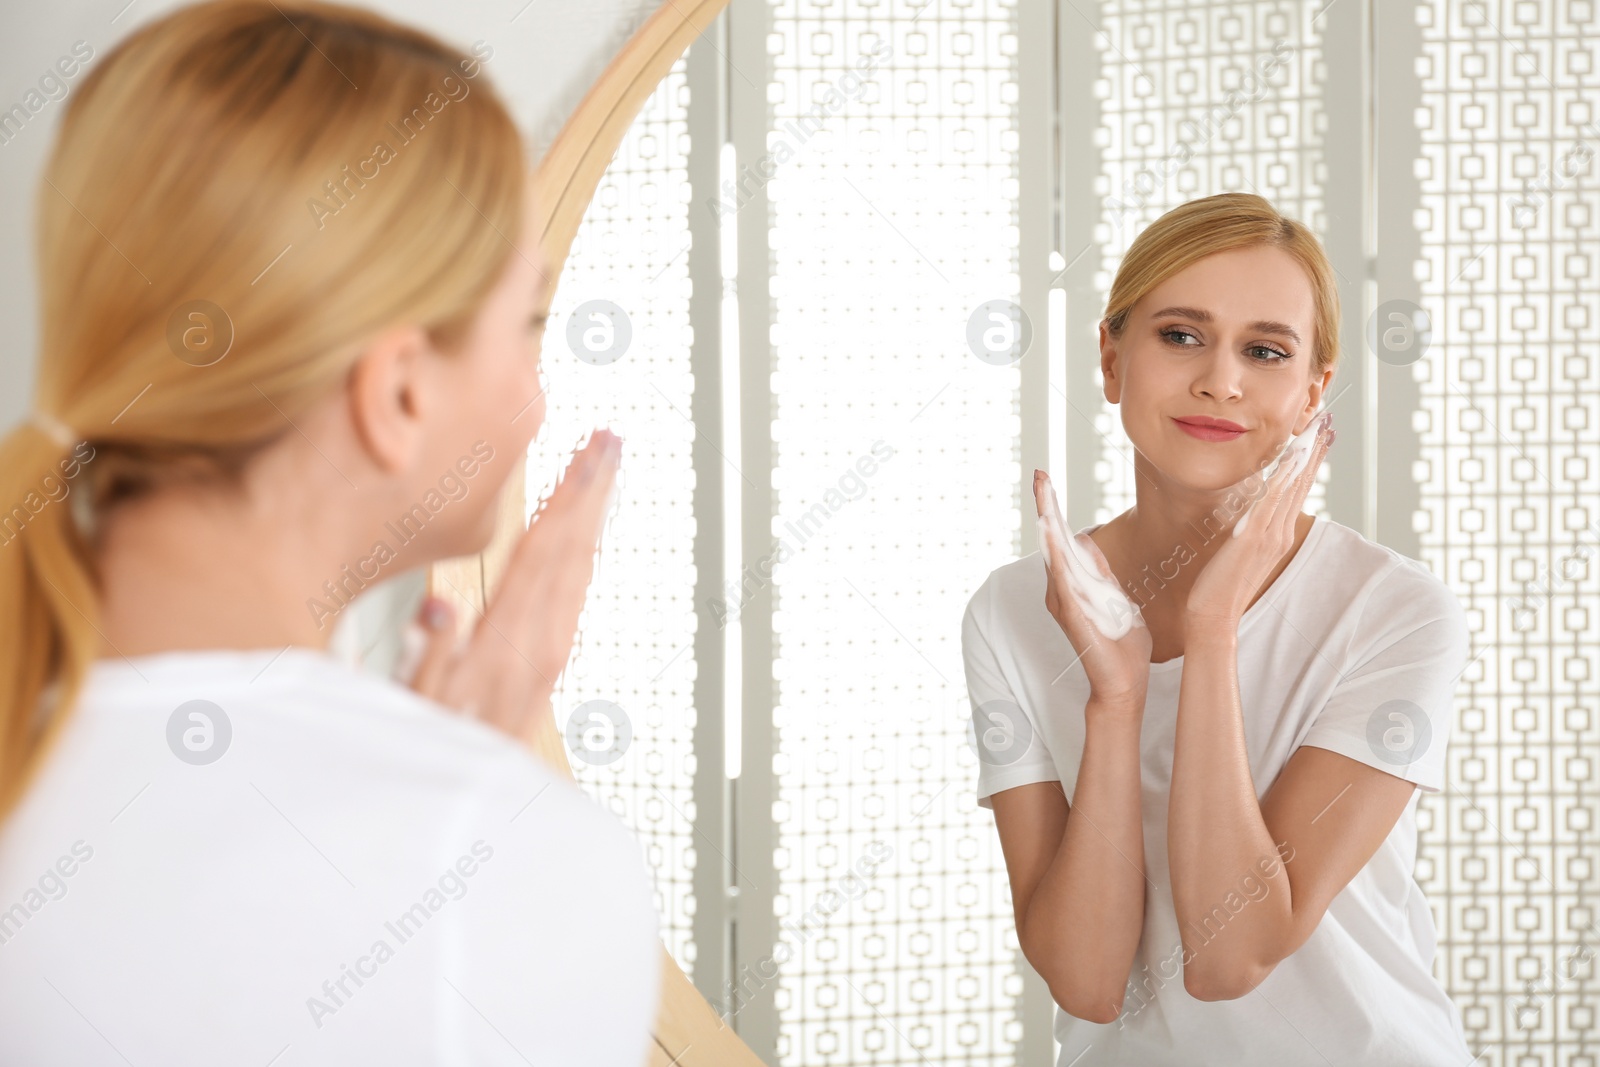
[408,596,458,700]
[1033,472,1069,588]
[1274,416,1334,529]
[399,430,625,751]
[1256,456,1300,537]
[1254,413,1331,536]
[451,430,621,737]
[1290,423,1329,494]
[1034,471,1092,630]
[489,431,621,633]
[1075,529,1118,586]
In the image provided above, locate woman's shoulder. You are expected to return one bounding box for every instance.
[54,646,619,838]
[1309,519,1464,622]
[8,647,654,930]
[1291,522,1470,685]
[962,550,1048,643]
[0,650,660,1066]
[82,645,509,750]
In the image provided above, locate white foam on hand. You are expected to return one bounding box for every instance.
[1233,412,1326,538]
[1036,477,1142,639]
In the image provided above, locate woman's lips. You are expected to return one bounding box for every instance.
[1172,417,1246,442]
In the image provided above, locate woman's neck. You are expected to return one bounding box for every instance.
[1092,470,1304,618]
[90,484,366,659]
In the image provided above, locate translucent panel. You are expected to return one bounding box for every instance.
[767,1,1026,1062]
[1093,0,1331,522]
[1412,2,1600,1061]
[536,59,699,974]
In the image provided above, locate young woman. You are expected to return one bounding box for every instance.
[963,193,1475,1065]
[0,3,659,1064]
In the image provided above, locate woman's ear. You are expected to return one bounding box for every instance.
[1099,320,1123,404]
[346,323,431,475]
[1299,365,1335,431]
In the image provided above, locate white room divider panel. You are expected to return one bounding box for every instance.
[605,0,1064,1057]
[1406,2,1598,1061]
[751,1,1036,1062]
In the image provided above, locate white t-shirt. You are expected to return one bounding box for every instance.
[0,646,660,1067]
[962,516,1475,1067]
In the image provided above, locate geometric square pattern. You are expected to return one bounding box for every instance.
[1413,3,1599,1063]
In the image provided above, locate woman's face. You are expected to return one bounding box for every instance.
[1101,243,1331,493]
[413,197,551,558]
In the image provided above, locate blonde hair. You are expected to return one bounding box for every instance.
[0,0,526,821]
[1102,192,1341,377]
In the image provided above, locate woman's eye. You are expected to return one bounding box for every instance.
[1161,328,1288,363]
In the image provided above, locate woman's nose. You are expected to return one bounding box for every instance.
[1192,351,1244,402]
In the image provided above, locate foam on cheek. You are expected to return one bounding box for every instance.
[1037,511,1140,639]
[1233,416,1323,538]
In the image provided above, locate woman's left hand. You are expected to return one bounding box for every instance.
[396,431,622,748]
[1185,412,1335,625]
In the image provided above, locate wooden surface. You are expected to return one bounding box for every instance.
[429,2,763,1064]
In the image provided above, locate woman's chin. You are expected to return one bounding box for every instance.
[406,506,501,568]
[464,493,505,555]
[1145,457,1262,495]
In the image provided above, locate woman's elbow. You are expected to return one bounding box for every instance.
[1017,926,1131,1023]
[1182,961,1268,1003]
[1049,983,1125,1024]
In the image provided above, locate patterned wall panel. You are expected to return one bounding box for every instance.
[765,0,1027,1062]
[1411,2,1599,1061]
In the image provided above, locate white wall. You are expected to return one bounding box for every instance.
[0,0,658,431]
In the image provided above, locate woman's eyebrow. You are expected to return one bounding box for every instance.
[1150,305,1302,346]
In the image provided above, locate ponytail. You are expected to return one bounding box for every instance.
[0,421,101,821]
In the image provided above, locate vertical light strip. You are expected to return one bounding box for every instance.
[721,139,744,782]
[1318,0,1375,536]
[1057,1,1107,538]
[687,22,733,1008]
[728,0,780,1053]
[1048,281,1067,489]
[1020,3,1064,1056]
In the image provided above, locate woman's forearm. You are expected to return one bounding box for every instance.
[1020,698,1147,1022]
[1167,622,1291,998]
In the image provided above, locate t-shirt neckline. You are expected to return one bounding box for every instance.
[86,643,354,688]
[1084,515,1327,673]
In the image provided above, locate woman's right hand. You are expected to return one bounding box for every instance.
[1033,470,1152,707]
[404,429,623,747]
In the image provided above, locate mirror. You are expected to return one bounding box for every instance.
[434,3,1594,1065]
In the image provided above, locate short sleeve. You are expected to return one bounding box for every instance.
[443,751,661,1066]
[1299,558,1471,794]
[962,578,1059,809]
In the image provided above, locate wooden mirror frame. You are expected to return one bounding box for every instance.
[428,2,761,1063]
